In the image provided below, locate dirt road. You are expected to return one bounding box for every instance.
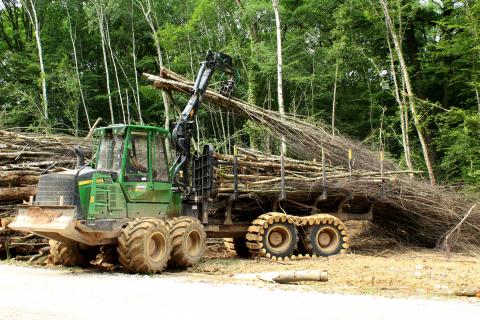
[0,263,478,320]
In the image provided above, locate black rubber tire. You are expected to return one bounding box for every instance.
[49,240,96,267]
[224,237,251,258]
[169,217,206,268]
[117,218,172,273]
[262,222,298,258]
[303,223,344,257]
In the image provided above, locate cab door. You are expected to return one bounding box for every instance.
[123,130,153,201]
[150,131,173,204]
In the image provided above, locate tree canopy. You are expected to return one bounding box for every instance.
[0,0,479,188]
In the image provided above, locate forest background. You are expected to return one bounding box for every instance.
[0,0,479,189]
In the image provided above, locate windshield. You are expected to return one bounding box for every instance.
[96,131,124,172]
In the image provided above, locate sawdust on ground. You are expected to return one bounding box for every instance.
[183,222,480,301]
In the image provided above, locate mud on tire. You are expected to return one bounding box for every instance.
[117,218,172,273]
[169,217,206,268]
[49,240,96,267]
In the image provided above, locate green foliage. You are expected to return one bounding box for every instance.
[435,109,480,186]
[0,0,478,188]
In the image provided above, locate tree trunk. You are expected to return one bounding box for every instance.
[272,0,286,155]
[96,4,114,124]
[131,3,143,124]
[126,89,131,124]
[25,0,48,120]
[386,21,413,173]
[380,0,436,186]
[136,0,171,148]
[66,5,91,130]
[104,17,126,124]
[476,87,480,115]
[331,60,339,136]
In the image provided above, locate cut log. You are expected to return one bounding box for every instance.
[0,187,37,202]
[234,270,328,283]
[0,171,39,187]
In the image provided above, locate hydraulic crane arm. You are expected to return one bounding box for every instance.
[171,50,235,190]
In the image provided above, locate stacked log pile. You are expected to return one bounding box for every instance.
[0,130,91,214]
[0,130,91,259]
[213,148,410,196]
[146,69,480,252]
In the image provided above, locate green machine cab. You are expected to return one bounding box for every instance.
[11,125,182,245]
[10,51,236,273]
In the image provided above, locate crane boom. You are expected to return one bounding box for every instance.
[171,50,235,190]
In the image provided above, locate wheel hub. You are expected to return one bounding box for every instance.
[316,226,339,251]
[147,231,167,262]
[318,232,332,247]
[186,230,201,256]
[266,225,291,253]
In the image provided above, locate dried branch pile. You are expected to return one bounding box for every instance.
[146,69,480,251]
[146,69,394,172]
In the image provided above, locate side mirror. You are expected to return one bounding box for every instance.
[74,147,85,168]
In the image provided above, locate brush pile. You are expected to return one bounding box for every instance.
[145,69,480,252]
[146,69,394,172]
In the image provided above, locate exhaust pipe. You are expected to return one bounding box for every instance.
[74,147,85,168]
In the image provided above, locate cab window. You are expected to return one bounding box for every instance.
[152,132,169,182]
[125,131,149,182]
[96,131,124,172]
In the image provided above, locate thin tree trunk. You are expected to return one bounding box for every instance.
[401,76,412,163]
[136,0,171,141]
[209,109,217,138]
[380,0,435,186]
[187,34,195,80]
[104,17,126,124]
[66,5,91,130]
[272,0,286,155]
[331,60,339,136]
[126,89,131,124]
[226,110,231,153]
[96,4,114,124]
[386,21,413,173]
[475,87,480,115]
[25,0,47,120]
[218,107,227,154]
[75,104,79,136]
[131,1,143,124]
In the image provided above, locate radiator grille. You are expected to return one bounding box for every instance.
[34,174,77,206]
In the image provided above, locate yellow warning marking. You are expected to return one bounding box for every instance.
[348,149,352,160]
[90,196,95,203]
[79,178,104,186]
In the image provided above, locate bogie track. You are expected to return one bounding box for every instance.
[246,212,349,261]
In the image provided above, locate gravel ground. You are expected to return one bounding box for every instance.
[0,263,479,320]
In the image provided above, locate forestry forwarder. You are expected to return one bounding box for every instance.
[10,50,354,273]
